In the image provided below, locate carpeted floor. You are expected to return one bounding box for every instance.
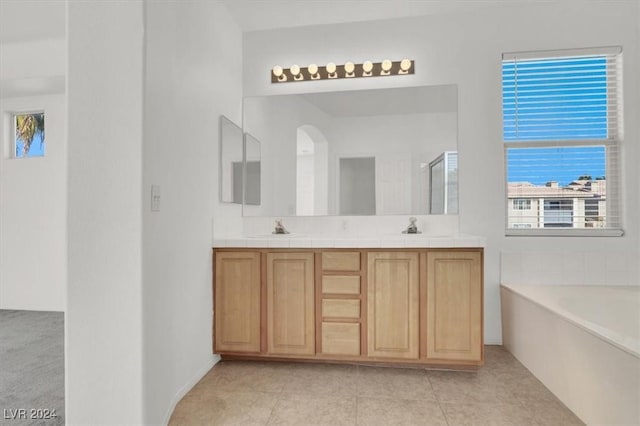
[0,310,65,425]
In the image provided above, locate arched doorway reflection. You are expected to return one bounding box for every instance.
[296,125,328,215]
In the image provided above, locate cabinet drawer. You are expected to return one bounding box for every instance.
[322,275,360,295]
[322,299,360,319]
[322,252,360,272]
[322,322,360,356]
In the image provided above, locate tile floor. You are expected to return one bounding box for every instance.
[169,346,584,426]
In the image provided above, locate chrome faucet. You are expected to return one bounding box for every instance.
[273,219,290,234]
[402,217,421,234]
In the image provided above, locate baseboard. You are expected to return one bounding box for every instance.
[162,354,220,426]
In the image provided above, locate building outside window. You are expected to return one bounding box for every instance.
[512,199,531,210]
[544,199,573,228]
[512,223,533,229]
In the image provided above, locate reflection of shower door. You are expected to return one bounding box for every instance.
[429,151,458,214]
[339,157,376,215]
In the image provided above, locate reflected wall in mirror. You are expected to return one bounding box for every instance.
[244,133,261,205]
[242,84,458,217]
[219,116,243,204]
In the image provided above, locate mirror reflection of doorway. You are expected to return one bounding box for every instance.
[296,126,328,215]
[339,157,376,215]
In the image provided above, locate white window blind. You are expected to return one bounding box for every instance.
[502,47,623,235]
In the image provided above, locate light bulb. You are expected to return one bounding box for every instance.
[308,63,318,75]
[344,61,355,74]
[400,59,412,71]
[381,59,392,72]
[326,62,337,74]
[272,65,283,77]
[290,64,301,76]
[362,61,373,74]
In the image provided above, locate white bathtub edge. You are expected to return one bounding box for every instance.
[500,283,640,359]
[500,285,640,426]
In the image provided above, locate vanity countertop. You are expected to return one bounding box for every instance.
[212,234,486,249]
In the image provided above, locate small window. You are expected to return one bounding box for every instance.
[512,199,531,210]
[543,200,573,228]
[14,112,45,158]
[503,47,622,235]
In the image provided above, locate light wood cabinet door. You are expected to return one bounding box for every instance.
[214,251,261,353]
[367,252,419,359]
[426,251,482,361]
[266,252,315,355]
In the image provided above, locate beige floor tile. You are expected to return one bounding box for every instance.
[357,366,436,402]
[428,369,515,404]
[494,369,559,403]
[440,401,537,426]
[484,345,515,360]
[168,389,278,426]
[356,397,447,426]
[267,394,356,426]
[525,399,585,426]
[280,363,358,397]
[483,345,525,371]
[168,348,585,426]
[195,361,291,393]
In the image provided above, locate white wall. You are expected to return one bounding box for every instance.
[0,39,65,81]
[66,1,144,423]
[0,94,66,311]
[143,1,243,424]
[243,1,640,343]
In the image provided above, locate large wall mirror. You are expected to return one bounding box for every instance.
[242,84,458,216]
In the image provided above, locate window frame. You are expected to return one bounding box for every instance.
[12,110,46,159]
[502,47,623,237]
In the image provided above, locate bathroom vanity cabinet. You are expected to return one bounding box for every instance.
[213,248,484,368]
[266,252,315,355]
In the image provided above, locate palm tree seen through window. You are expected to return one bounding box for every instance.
[15,112,45,158]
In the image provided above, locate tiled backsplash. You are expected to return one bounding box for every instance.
[500,251,639,286]
[241,214,459,237]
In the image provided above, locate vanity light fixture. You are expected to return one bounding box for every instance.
[362,61,374,76]
[272,65,286,82]
[380,59,392,76]
[399,58,412,74]
[326,62,338,78]
[344,61,355,77]
[270,59,415,83]
[290,64,303,81]
[308,63,320,80]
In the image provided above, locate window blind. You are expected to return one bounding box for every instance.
[503,47,622,142]
[502,47,623,233]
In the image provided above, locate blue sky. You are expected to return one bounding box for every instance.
[16,131,45,157]
[507,146,605,186]
[503,56,608,186]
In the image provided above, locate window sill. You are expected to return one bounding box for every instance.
[506,228,624,237]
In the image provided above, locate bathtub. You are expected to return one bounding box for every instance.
[501,284,640,426]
